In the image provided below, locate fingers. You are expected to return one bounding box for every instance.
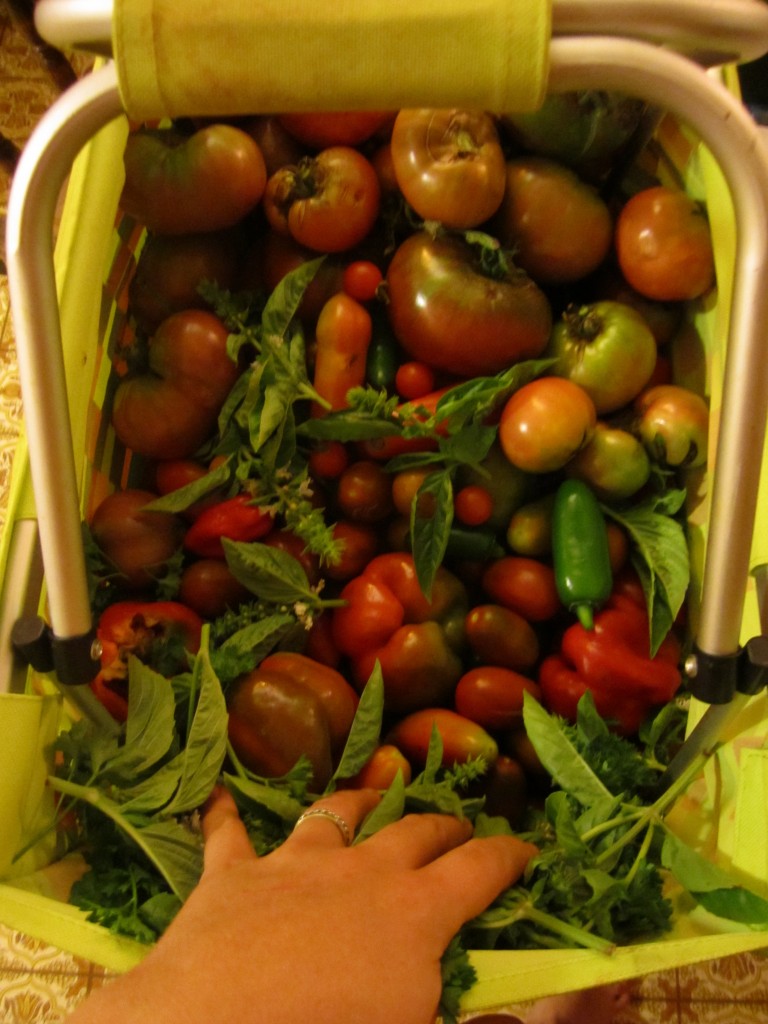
[201,786,257,875]
[418,834,538,929]
[286,789,381,852]
[361,812,473,869]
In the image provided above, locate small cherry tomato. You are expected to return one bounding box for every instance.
[325,520,379,581]
[454,485,494,527]
[342,260,384,302]
[179,559,250,619]
[395,360,436,401]
[308,440,350,480]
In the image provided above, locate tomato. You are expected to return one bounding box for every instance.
[455,666,541,732]
[228,673,334,788]
[615,185,716,301]
[465,604,540,671]
[481,556,561,622]
[263,146,381,253]
[335,460,393,523]
[386,708,498,768]
[342,260,384,302]
[311,292,372,413]
[494,157,613,283]
[501,90,647,183]
[257,652,359,758]
[498,377,597,474]
[454,485,494,527]
[112,310,240,460]
[386,231,551,376]
[547,301,657,414]
[277,111,392,148]
[505,493,556,558]
[481,755,528,828]
[242,115,304,176]
[179,559,250,619]
[254,231,345,325]
[565,422,651,500]
[128,229,242,332]
[633,383,709,469]
[121,124,267,234]
[308,440,350,480]
[324,520,379,582]
[457,443,537,533]
[391,467,434,517]
[389,109,506,228]
[344,744,412,789]
[394,361,435,401]
[90,489,183,590]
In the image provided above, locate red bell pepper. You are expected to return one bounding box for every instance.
[331,551,467,714]
[538,596,681,735]
[91,600,204,721]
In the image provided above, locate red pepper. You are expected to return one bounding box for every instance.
[538,597,681,735]
[183,494,273,558]
[331,551,467,714]
[91,600,204,721]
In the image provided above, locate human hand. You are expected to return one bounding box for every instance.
[65,786,536,1024]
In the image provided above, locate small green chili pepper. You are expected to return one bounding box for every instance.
[552,478,612,629]
[365,313,400,390]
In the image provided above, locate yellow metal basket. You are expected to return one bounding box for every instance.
[2,0,768,1009]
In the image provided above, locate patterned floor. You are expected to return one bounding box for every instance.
[1,1,767,1020]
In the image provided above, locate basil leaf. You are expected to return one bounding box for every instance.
[141,459,233,514]
[262,257,324,340]
[224,539,318,605]
[523,693,612,804]
[99,659,176,782]
[354,770,407,843]
[411,469,454,598]
[330,664,385,786]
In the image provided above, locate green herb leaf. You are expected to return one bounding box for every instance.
[223,539,319,606]
[353,770,407,844]
[523,693,612,804]
[329,664,385,786]
[411,469,454,598]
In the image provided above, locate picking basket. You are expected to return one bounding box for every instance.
[2,0,768,1010]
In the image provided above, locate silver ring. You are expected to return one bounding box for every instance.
[294,808,352,846]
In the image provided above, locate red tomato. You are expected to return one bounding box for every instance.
[90,489,183,590]
[342,260,384,302]
[498,377,597,474]
[335,460,394,523]
[277,111,392,148]
[454,485,494,527]
[394,360,436,400]
[179,559,250,619]
[121,124,267,234]
[111,310,239,460]
[386,231,551,376]
[465,603,540,670]
[390,109,506,228]
[633,383,709,469]
[455,666,541,732]
[263,146,381,253]
[308,440,350,480]
[325,520,379,581]
[481,556,561,622]
[494,157,613,283]
[344,744,413,790]
[615,185,716,301]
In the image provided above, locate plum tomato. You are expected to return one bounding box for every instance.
[335,460,394,524]
[454,666,541,732]
[386,231,551,376]
[390,109,507,228]
[179,559,250,619]
[494,157,613,283]
[546,301,657,415]
[615,185,716,301]
[121,124,267,235]
[498,377,597,474]
[481,556,561,622]
[344,743,413,789]
[90,489,183,590]
[386,707,498,768]
[465,604,540,671]
[263,146,381,253]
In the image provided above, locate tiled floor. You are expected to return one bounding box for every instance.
[1,2,767,1020]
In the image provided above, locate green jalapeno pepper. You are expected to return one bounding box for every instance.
[552,478,612,629]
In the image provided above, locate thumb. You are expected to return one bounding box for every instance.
[201,785,257,875]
